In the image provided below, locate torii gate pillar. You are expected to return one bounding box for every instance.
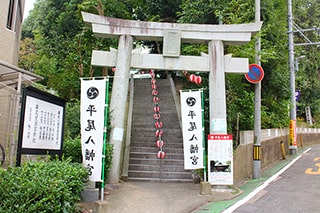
[209,40,227,134]
[108,35,133,183]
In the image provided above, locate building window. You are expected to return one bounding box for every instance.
[7,0,22,32]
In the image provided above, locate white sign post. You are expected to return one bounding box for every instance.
[208,134,233,185]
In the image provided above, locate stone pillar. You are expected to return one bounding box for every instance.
[208,40,227,134]
[108,35,133,183]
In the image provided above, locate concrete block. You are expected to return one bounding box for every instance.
[81,188,99,203]
[94,200,108,213]
[200,182,212,195]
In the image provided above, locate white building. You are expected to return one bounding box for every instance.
[0,0,42,167]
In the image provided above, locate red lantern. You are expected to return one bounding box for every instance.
[155,121,163,128]
[153,97,160,103]
[156,140,164,148]
[151,79,156,84]
[153,106,160,113]
[189,74,195,82]
[157,151,166,159]
[152,89,158,96]
[153,113,160,120]
[195,75,202,84]
[151,84,157,90]
[155,129,163,137]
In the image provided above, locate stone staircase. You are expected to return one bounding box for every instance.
[128,78,192,182]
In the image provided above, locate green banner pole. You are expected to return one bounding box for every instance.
[200,89,207,182]
[101,77,109,201]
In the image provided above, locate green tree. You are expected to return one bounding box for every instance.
[293,0,320,125]
[178,0,291,133]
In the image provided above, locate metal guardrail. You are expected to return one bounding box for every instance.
[240,127,320,145]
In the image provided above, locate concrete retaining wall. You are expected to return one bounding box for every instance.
[233,128,320,186]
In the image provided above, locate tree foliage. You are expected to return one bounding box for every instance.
[20,0,320,137]
[177,0,292,133]
[292,0,320,125]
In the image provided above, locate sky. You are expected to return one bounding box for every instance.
[23,0,36,19]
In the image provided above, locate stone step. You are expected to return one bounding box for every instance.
[128,163,186,172]
[130,136,182,142]
[129,142,183,150]
[127,177,193,182]
[131,127,182,134]
[131,124,181,130]
[129,157,185,166]
[130,147,184,154]
[130,134,183,141]
[129,151,184,160]
[128,170,192,180]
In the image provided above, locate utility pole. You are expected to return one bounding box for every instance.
[253,0,261,179]
[288,0,298,154]
[288,2,319,152]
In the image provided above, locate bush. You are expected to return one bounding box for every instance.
[63,136,82,163]
[0,159,88,213]
[64,99,81,139]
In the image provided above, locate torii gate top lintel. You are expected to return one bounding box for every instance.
[82,12,262,45]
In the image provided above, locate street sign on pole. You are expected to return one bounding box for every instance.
[245,64,264,84]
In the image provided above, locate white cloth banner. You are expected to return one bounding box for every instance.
[80,79,106,182]
[180,90,204,169]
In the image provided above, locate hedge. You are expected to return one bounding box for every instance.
[0,159,88,213]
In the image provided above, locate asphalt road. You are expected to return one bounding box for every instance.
[231,145,320,213]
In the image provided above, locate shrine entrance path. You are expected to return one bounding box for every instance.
[101,181,237,213]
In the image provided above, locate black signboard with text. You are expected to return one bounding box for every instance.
[16,86,66,166]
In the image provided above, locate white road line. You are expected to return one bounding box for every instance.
[222,150,308,213]
[303,148,312,154]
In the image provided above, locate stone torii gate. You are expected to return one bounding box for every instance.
[82,12,262,183]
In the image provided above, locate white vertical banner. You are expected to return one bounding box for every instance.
[180,90,204,169]
[208,134,233,185]
[80,79,106,182]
